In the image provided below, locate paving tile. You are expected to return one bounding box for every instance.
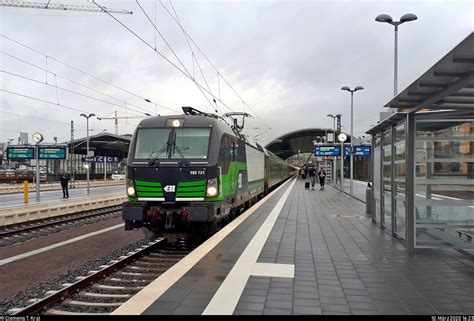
[267,293,294,302]
[235,302,265,312]
[234,309,263,315]
[351,309,383,315]
[348,302,379,311]
[239,295,267,304]
[294,291,320,300]
[265,300,293,309]
[293,305,322,314]
[263,308,293,315]
[173,307,204,315]
[293,298,321,307]
[321,303,351,313]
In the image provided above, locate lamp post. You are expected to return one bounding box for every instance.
[375,13,417,99]
[326,114,340,187]
[80,113,96,196]
[341,86,364,197]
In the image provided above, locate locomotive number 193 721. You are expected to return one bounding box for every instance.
[190,170,205,175]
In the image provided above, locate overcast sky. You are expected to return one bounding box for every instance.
[0,0,473,147]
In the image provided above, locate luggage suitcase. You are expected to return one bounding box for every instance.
[305,182,310,189]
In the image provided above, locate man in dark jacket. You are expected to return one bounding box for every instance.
[60,172,69,199]
[318,168,326,191]
[308,166,317,190]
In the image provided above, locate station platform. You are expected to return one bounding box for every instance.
[114,177,474,315]
[0,185,124,210]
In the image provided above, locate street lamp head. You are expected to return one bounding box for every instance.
[326,114,334,118]
[336,114,341,117]
[354,86,364,91]
[80,113,87,118]
[341,86,351,92]
[90,113,96,117]
[400,13,417,23]
[375,14,393,23]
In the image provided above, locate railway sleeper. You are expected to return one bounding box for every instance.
[92,284,145,291]
[132,260,176,267]
[44,308,109,315]
[78,291,132,299]
[104,277,149,284]
[115,271,157,278]
[125,265,167,273]
[140,256,183,263]
[63,299,125,308]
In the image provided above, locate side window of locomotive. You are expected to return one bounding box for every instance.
[173,128,211,159]
[135,128,171,159]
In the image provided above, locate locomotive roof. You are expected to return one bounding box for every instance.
[137,114,235,136]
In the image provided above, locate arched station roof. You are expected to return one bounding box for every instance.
[265,128,351,160]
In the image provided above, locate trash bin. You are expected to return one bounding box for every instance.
[366,184,373,215]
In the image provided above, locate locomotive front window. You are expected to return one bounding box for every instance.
[172,128,211,159]
[134,128,172,159]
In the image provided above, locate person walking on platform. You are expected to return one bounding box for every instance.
[60,172,69,199]
[318,168,326,191]
[308,166,317,190]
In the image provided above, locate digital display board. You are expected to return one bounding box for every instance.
[39,147,67,159]
[315,146,341,156]
[7,147,35,160]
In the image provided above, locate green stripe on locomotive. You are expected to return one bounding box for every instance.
[206,161,263,202]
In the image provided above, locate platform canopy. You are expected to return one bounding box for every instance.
[265,128,352,160]
[68,132,131,158]
[384,32,474,114]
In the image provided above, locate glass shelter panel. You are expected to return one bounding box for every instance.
[415,119,474,249]
[394,122,406,238]
[373,135,382,224]
[382,130,392,231]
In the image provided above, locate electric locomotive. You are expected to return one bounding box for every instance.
[122,107,292,238]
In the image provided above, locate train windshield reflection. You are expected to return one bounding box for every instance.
[134,128,171,159]
[172,128,211,159]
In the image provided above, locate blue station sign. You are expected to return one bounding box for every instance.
[82,156,120,163]
[353,145,371,156]
[315,146,341,156]
[344,145,371,157]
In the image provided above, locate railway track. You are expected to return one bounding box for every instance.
[0,205,123,245]
[8,238,194,315]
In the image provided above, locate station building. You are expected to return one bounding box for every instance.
[47,132,130,181]
[265,128,371,182]
[366,32,473,252]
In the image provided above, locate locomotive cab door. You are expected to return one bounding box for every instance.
[230,141,237,193]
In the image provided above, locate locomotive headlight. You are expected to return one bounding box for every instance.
[206,178,219,197]
[126,179,135,197]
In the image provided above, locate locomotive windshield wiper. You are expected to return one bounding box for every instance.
[172,143,186,160]
[148,131,173,166]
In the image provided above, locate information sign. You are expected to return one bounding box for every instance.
[315,146,341,156]
[82,156,120,163]
[7,147,35,160]
[39,147,67,159]
[353,145,371,157]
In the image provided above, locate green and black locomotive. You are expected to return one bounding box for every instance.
[123,107,294,237]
